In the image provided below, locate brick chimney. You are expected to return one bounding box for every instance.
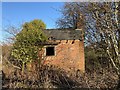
[76,13,84,29]
[75,13,84,40]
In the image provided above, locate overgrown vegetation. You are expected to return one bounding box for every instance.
[57,2,120,88]
[10,19,48,72]
[2,2,120,89]
[2,44,119,89]
[2,64,118,89]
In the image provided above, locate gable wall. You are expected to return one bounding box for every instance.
[40,40,85,72]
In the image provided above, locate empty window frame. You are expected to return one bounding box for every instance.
[46,47,55,56]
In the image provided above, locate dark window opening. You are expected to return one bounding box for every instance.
[46,47,55,56]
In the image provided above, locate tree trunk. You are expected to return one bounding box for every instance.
[22,62,25,75]
[117,74,120,89]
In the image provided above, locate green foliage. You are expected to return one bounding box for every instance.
[85,47,99,70]
[11,19,47,71]
[85,46,110,72]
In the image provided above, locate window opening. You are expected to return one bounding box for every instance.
[46,47,55,56]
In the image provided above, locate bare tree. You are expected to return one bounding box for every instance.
[86,2,119,73]
[56,2,85,29]
[83,2,120,88]
[2,20,22,44]
[57,2,120,87]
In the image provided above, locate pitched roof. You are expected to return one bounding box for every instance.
[43,29,83,40]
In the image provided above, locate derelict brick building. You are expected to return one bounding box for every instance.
[39,28,85,72]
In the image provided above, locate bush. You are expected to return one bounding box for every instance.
[2,65,119,89]
[11,19,48,72]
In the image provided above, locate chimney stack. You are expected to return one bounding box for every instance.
[75,13,84,40]
[76,13,84,29]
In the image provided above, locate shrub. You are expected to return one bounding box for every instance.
[11,19,48,72]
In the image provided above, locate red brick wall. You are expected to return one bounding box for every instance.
[41,40,85,72]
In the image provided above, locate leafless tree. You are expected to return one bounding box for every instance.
[57,2,120,87]
[56,2,85,29]
[2,20,22,44]
[86,2,119,74]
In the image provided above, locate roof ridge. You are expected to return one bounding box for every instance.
[45,28,74,31]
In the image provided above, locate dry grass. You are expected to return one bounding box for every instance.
[2,63,119,89]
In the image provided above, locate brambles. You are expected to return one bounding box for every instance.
[2,64,118,89]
